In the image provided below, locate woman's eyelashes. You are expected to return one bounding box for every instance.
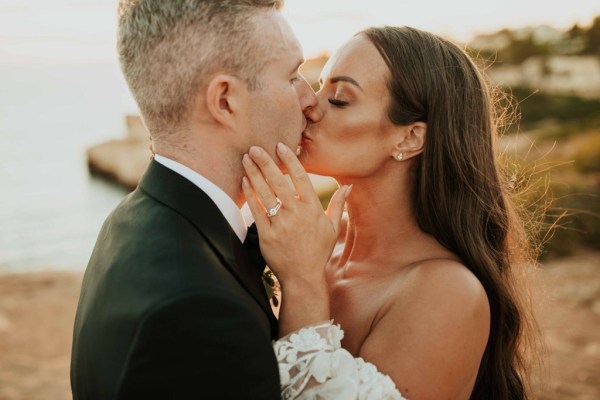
[319,80,351,107]
[328,98,349,107]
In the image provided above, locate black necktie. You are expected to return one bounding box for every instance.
[244,223,280,309]
[243,223,266,275]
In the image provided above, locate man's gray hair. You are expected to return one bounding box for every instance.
[118,0,284,135]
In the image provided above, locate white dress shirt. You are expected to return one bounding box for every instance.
[154,154,252,243]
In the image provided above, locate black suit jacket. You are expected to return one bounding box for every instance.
[71,160,280,399]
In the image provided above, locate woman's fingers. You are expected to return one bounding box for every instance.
[242,153,279,210]
[242,176,271,229]
[247,147,296,205]
[325,185,352,234]
[275,143,319,204]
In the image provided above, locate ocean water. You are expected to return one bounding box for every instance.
[0,62,138,273]
[0,61,339,274]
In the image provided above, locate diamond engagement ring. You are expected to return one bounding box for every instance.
[266,199,282,218]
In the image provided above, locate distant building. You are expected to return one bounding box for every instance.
[486,64,523,87]
[469,24,600,97]
[470,26,566,52]
[512,25,566,45]
[470,30,512,52]
[487,55,600,98]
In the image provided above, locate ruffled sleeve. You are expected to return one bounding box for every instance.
[273,321,406,400]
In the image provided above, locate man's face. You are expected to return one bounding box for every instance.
[241,12,317,162]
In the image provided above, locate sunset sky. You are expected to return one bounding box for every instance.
[0,0,599,64]
[285,0,600,56]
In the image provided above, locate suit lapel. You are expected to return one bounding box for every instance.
[138,160,277,333]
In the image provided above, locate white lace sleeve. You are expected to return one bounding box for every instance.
[273,321,406,400]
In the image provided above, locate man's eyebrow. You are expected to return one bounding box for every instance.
[330,76,364,92]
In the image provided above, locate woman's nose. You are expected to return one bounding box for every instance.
[304,101,324,123]
[303,90,326,123]
[299,78,318,113]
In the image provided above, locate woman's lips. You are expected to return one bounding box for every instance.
[297,131,312,156]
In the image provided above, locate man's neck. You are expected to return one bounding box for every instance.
[154,142,245,208]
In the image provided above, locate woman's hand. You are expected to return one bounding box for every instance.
[242,143,351,335]
[242,143,350,283]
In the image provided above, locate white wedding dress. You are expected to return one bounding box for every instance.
[273,321,406,399]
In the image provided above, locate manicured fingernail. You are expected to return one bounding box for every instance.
[242,176,249,188]
[277,142,288,154]
[345,185,353,198]
[243,154,253,166]
[249,146,262,157]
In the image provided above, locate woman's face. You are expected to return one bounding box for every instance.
[299,35,399,179]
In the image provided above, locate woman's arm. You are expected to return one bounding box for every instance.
[242,145,406,399]
[274,320,405,400]
[242,143,350,336]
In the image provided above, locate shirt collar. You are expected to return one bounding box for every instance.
[154,154,250,242]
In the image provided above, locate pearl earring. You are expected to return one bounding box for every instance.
[396,152,404,161]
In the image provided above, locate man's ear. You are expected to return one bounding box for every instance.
[393,122,427,160]
[205,74,244,128]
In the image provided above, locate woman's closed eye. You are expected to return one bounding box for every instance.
[328,98,349,107]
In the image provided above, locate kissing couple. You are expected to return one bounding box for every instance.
[71,0,538,399]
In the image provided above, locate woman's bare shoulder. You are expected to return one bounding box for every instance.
[406,259,487,299]
[389,258,490,325]
[360,259,491,398]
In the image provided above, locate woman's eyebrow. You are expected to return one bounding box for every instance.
[329,76,364,92]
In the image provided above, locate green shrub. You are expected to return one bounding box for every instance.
[503,132,600,259]
[572,134,600,173]
[539,177,600,258]
[499,87,600,135]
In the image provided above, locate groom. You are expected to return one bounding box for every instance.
[71,0,319,398]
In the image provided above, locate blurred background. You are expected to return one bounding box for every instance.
[0,0,599,398]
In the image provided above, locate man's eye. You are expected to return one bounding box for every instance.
[328,99,349,107]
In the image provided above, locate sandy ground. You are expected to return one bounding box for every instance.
[0,253,598,400]
[0,272,81,400]
[533,251,600,399]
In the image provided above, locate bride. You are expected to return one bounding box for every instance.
[242,26,537,399]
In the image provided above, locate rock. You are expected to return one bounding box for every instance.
[87,115,150,190]
[87,115,338,196]
[125,114,150,141]
[87,138,151,191]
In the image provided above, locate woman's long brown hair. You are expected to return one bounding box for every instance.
[362,26,538,399]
